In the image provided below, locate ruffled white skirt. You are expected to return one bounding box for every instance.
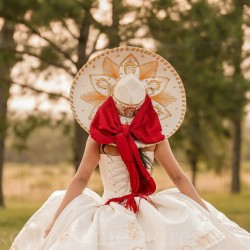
[10,188,250,250]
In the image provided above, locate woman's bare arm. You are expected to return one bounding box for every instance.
[53,136,100,220]
[155,139,210,212]
[44,136,100,237]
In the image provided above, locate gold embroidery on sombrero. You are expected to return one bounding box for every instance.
[152,92,177,110]
[80,91,107,119]
[113,95,144,117]
[81,53,176,121]
[139,60,157,80]
[103,57,119,78]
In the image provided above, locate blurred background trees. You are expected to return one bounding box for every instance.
[0,0,250,207]
[146,0,250,191]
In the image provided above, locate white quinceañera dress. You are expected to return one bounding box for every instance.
[11,151,250,250]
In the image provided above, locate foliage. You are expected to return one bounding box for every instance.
[0,0,146,152]
[0,0,147,205]
[5,116,73,164]
[146,0,250,184]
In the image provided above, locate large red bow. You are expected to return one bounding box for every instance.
[90,94,165,213]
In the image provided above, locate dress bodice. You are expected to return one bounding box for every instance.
[99,151,154,203]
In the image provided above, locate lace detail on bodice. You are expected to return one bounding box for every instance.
[99,151,154,204]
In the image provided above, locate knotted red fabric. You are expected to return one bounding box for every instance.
[90,94,165,213]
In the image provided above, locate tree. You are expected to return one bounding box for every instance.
[0,0,146,206]
[0,20,16,207]
[0,0,72,207]
[146,0,236,185]
[220,0,250,192]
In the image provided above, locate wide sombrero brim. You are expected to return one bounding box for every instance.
[70,46,186,146]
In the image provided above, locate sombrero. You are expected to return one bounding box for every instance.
[70,46,186,146]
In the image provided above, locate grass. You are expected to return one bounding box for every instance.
[1,162,250,249]
[0,202,41,250]
[202,192,250,231]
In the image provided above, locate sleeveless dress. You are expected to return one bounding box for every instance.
[10,151,250,250]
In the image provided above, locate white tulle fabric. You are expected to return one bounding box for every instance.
[11,152,250,250]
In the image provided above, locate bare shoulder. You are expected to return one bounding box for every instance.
[74,136,100,183]
[154,139,185,181]
[154,138,178,161]
[80,136,101,164]
[86,136,100,148]
[100,142,156,155]
[155,138,172,154]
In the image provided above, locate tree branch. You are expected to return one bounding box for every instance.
[61,19,79,40]
[0,47,75,76]
[5,14,77,66]
[89,30,101,55]
[0,77,69,100]
[90,15,110,32]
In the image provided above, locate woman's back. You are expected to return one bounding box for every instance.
[99,149,155,204]
[100,144,156,156]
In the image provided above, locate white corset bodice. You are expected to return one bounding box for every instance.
[99,151,154,203]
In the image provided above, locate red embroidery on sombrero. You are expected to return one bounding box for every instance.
[90,94,165,213]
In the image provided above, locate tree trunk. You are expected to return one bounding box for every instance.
[109,0,121,48]
[72,0,126,171]
[73,1,123,171]
[231,119,241,193]
[0,21,15,207]
[0,78,10,207]
[190,156,197,187]
[73,122,88,171]
[230,1,244,193]
[73,8,92,171]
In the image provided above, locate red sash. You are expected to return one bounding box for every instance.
[90,94,165,213]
